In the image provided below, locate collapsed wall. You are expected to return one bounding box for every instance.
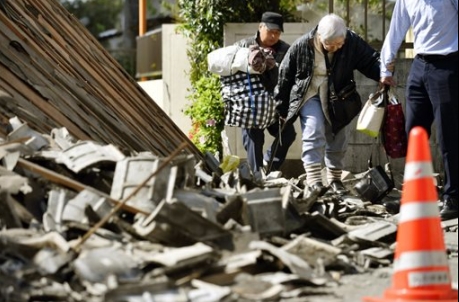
[0,0,201,159]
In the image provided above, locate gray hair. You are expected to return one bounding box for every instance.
[317,14,347,41]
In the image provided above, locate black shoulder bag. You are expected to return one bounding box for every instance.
[353,139,395,203]
[324,51,362,134]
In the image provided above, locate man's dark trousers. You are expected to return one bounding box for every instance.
[406,53,458,200]
[242,120,296,173]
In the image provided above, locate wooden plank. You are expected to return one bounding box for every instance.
[16,158,150,216]
[30,0,192,154]
[0,8,138,144]
[0,0,202,159]
[0,67,90,139]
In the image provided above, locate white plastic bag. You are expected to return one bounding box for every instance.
[356,88,386,138]
[231,47,261,74]
[208,46,259,76]
[207,45,239,76]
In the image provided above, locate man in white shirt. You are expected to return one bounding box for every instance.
[380,0,458,220]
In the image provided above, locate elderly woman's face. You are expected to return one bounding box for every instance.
[320,36,345,53]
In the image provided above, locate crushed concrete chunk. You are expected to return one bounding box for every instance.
[56,141,125,173]
[145,242,214,267]
[249,240,329,285]
[74,247,142,283]
[0,175,32,194]
[283,235,342,267]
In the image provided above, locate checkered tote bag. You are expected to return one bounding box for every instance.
[220,72,279,129]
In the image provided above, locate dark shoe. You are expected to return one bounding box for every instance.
[438,199,444,209]
[382,199,401,214]
[329,180,349,195]
[304,181,329,199]
[439,197,458,221]
[295,182,329,212]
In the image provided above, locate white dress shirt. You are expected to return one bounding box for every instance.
[380,0,458,77]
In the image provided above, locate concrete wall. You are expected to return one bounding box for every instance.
[161,24,193,135]
[138,79,164,108]
[161,23,443,182]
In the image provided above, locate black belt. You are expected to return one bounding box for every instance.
[417,51,458,62]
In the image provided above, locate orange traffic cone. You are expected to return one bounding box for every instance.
[364,126,458,302]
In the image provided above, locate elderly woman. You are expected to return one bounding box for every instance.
[275,14,381,199]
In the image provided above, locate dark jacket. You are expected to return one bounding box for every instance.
[235,32,290,93]
[275,27,380,122]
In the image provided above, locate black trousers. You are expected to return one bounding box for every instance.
[242,118,297,173]
[406,53,458,199]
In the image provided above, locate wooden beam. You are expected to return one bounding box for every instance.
[16,158,150,216]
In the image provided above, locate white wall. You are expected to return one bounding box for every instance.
[161,24,193,136]
[137,79,164,109]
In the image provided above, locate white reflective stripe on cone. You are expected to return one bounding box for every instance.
[399,202,440,223]
[408,271,452,288]
[404,161,434,181]
[394,251,449,273]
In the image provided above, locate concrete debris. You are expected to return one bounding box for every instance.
[0,174,32,195]
[56,141,126,174]
[7,117,49,152]
[0,121,456,302]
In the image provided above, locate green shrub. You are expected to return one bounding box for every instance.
[184,75,225,156]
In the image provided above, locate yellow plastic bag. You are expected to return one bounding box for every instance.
[219,155,240,173]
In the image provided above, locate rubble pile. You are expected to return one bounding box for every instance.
[0,117,412,302]
[1,1,456,300]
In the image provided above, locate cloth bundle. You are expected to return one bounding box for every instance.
[247,45,276,74]
[207,45,276,76]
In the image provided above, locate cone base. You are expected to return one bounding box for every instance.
[363,288,458,302]
[363,298,457,302]
[363,127,459,302]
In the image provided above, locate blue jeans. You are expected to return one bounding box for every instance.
[406,54,458,199]
[299,95,350,170]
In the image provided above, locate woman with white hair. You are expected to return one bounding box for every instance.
[275,14,381,199]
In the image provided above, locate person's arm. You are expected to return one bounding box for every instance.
[274,44,299,118]
[259,66,279,94]
[351,33,381,82]
[380,0,411,86]
[259,40,290,94]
